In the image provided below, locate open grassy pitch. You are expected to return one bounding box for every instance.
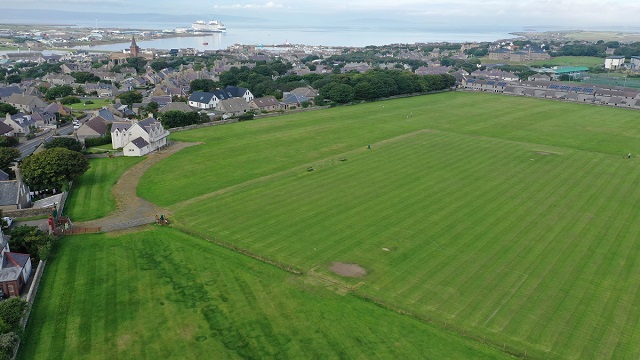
[65,157,143,221]
[141,92,640,359]
[19,227,507,359]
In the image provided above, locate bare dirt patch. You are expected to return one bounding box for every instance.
[534,150,560,156]
[330,262,367,278]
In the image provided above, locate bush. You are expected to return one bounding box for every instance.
[0,298,27,329]
[238,112,255,121]
[0,332,19,360]
[84,134,112,148]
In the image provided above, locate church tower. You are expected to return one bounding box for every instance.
[130,35,140,57]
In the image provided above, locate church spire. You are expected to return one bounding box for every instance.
[130,35,140,57]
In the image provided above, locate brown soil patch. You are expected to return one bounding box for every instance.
[534,150,560,156]
[330,262,367,278]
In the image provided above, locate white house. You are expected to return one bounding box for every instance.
[605,56,625,70]
[188,91,218,109]
[111,117,170,157]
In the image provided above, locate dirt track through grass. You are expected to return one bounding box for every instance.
[74,142,199,232]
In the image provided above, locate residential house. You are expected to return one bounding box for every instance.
[111,117,170,157]
[4,93,48,113]
[188,91,218,109]
[42,73,75,86]
[290,86,319,99]
[0,229,32,298]
[76,117,108,143]
[217,98,252,116]
[31,110,56,128]
[630,56,640,71]
[84,83,117,97]
[0,179,30,211]
[0,170,8,182]
[222,86,254,103]
[0,86,21,102]
[251,96,281,112]
[158,102,196,114]
[0,122,13,137]
[281,93,310,109]
[605,56,625,70]
[43,102,72,117]
[3,113,36,136]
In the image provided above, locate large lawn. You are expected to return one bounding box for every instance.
[65,157,143,221]
[67,98,113,111]
[19,227,508,360]
[139,92,640,359]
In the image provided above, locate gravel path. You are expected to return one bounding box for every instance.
[74,142,200,232]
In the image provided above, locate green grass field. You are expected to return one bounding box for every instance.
[67,98,113,111]
[528,56,604,67]
[65,157,143,221]
[24,91,640,359]
[141,92,640,359]
[19,227,508,359]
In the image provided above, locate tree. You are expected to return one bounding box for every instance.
[116,91,143,106]
[20,148,89,191]
[320,83,355,104]
[61,96,81,105]
[145,101,159,115]
[0,298,27,328]
[44,137,83,152]
[70,71,100,83]
[0,104,17,117]
[190,79,218,93]
[7,225,56,262]
[0,148,19,176]
[5,74,20,84]
[45,85,74,100]
[0,332,19,360]
[0,137,18,148]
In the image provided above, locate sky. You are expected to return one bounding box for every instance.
[6,0,640,28]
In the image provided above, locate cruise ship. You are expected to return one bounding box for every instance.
[191,20,226,33]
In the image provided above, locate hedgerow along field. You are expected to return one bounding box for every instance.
[139,92,640,359]
[65,157,143,221]
[18,227,508,359]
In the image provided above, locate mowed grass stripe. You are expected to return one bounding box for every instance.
[170,119,640,359]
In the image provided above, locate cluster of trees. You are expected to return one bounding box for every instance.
[0,148,20,179]
[551,41,640,58]
[0,104,18,117]
[44,85,75,100]
[440,57,483,74]
[70,71,100,83]
[316,70,456,104]
[0,137,18,148]
[0,297,28,360]
[158,110,210,128]
[7,225,57,262]
[2,62,61,83]
[111,57,147,74]
[20,148,89,191]
[116,91,143,106]
[44,137,83,153]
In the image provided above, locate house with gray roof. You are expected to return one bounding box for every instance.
[281,93,310,109]
[4,93,48,113]
[0,122,13,137]
[188,91,218,109]
[3,113,36,136]
[0,86,21,102]
[76,117,108,143]
[251,96,281,112]
[158,102,196,114]
[217,98,252,117]
[0,179,30,211]
[111,118,170,157]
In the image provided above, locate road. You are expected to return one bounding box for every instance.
[17,123,75,160]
